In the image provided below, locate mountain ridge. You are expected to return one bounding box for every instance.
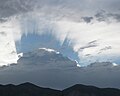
[0,82,120,96]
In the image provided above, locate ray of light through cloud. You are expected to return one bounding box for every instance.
[15,12,120,66]
[0,0,120,66]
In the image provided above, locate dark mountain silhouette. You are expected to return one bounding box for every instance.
[63,84,120,96]
[0,82,120,96]
[0,82,62,96]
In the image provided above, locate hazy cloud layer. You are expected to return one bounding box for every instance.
[0,60,120,89]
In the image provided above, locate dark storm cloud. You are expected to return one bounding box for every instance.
[0,0,32,19]
[107,13,120,22]
[95,10,120,22]
[0,18,7,22]
[0,60,120,89]
[0,0,120,22]
[95,10,106,22]
[81,17,93,23]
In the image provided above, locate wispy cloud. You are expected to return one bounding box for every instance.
[79,40,99,50]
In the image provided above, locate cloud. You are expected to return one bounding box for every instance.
[95,10,107,22]
[107,13,120,22]
[79,40,99,50]
[0,0,32,19]
[54,19,120,64]
[0,0,120,65]
[0,59,120,89]
[1,11,120,65]
[0,0,120,22]
[0,31,7,36]
[0,0,120,87]
[8,12,119,65]
[97,46,112,54]
[81,17,93,23]
[80,44,97,50]
[0,19,20,66]
[100,46,112,51]
[95,10,120,22]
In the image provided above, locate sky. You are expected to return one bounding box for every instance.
[0,0,120,66]
[0,0,120,90]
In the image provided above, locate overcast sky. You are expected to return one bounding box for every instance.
[0,0,120,65]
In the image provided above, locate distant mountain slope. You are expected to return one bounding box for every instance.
[0,82,62,96]
[63,84,120,96]
[0,82,120,96]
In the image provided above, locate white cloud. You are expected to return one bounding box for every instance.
[0,10,120,66]
[0,0,120,66]
[0,18,20,66]
[53,20,120,64]
[10,11,119,65]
